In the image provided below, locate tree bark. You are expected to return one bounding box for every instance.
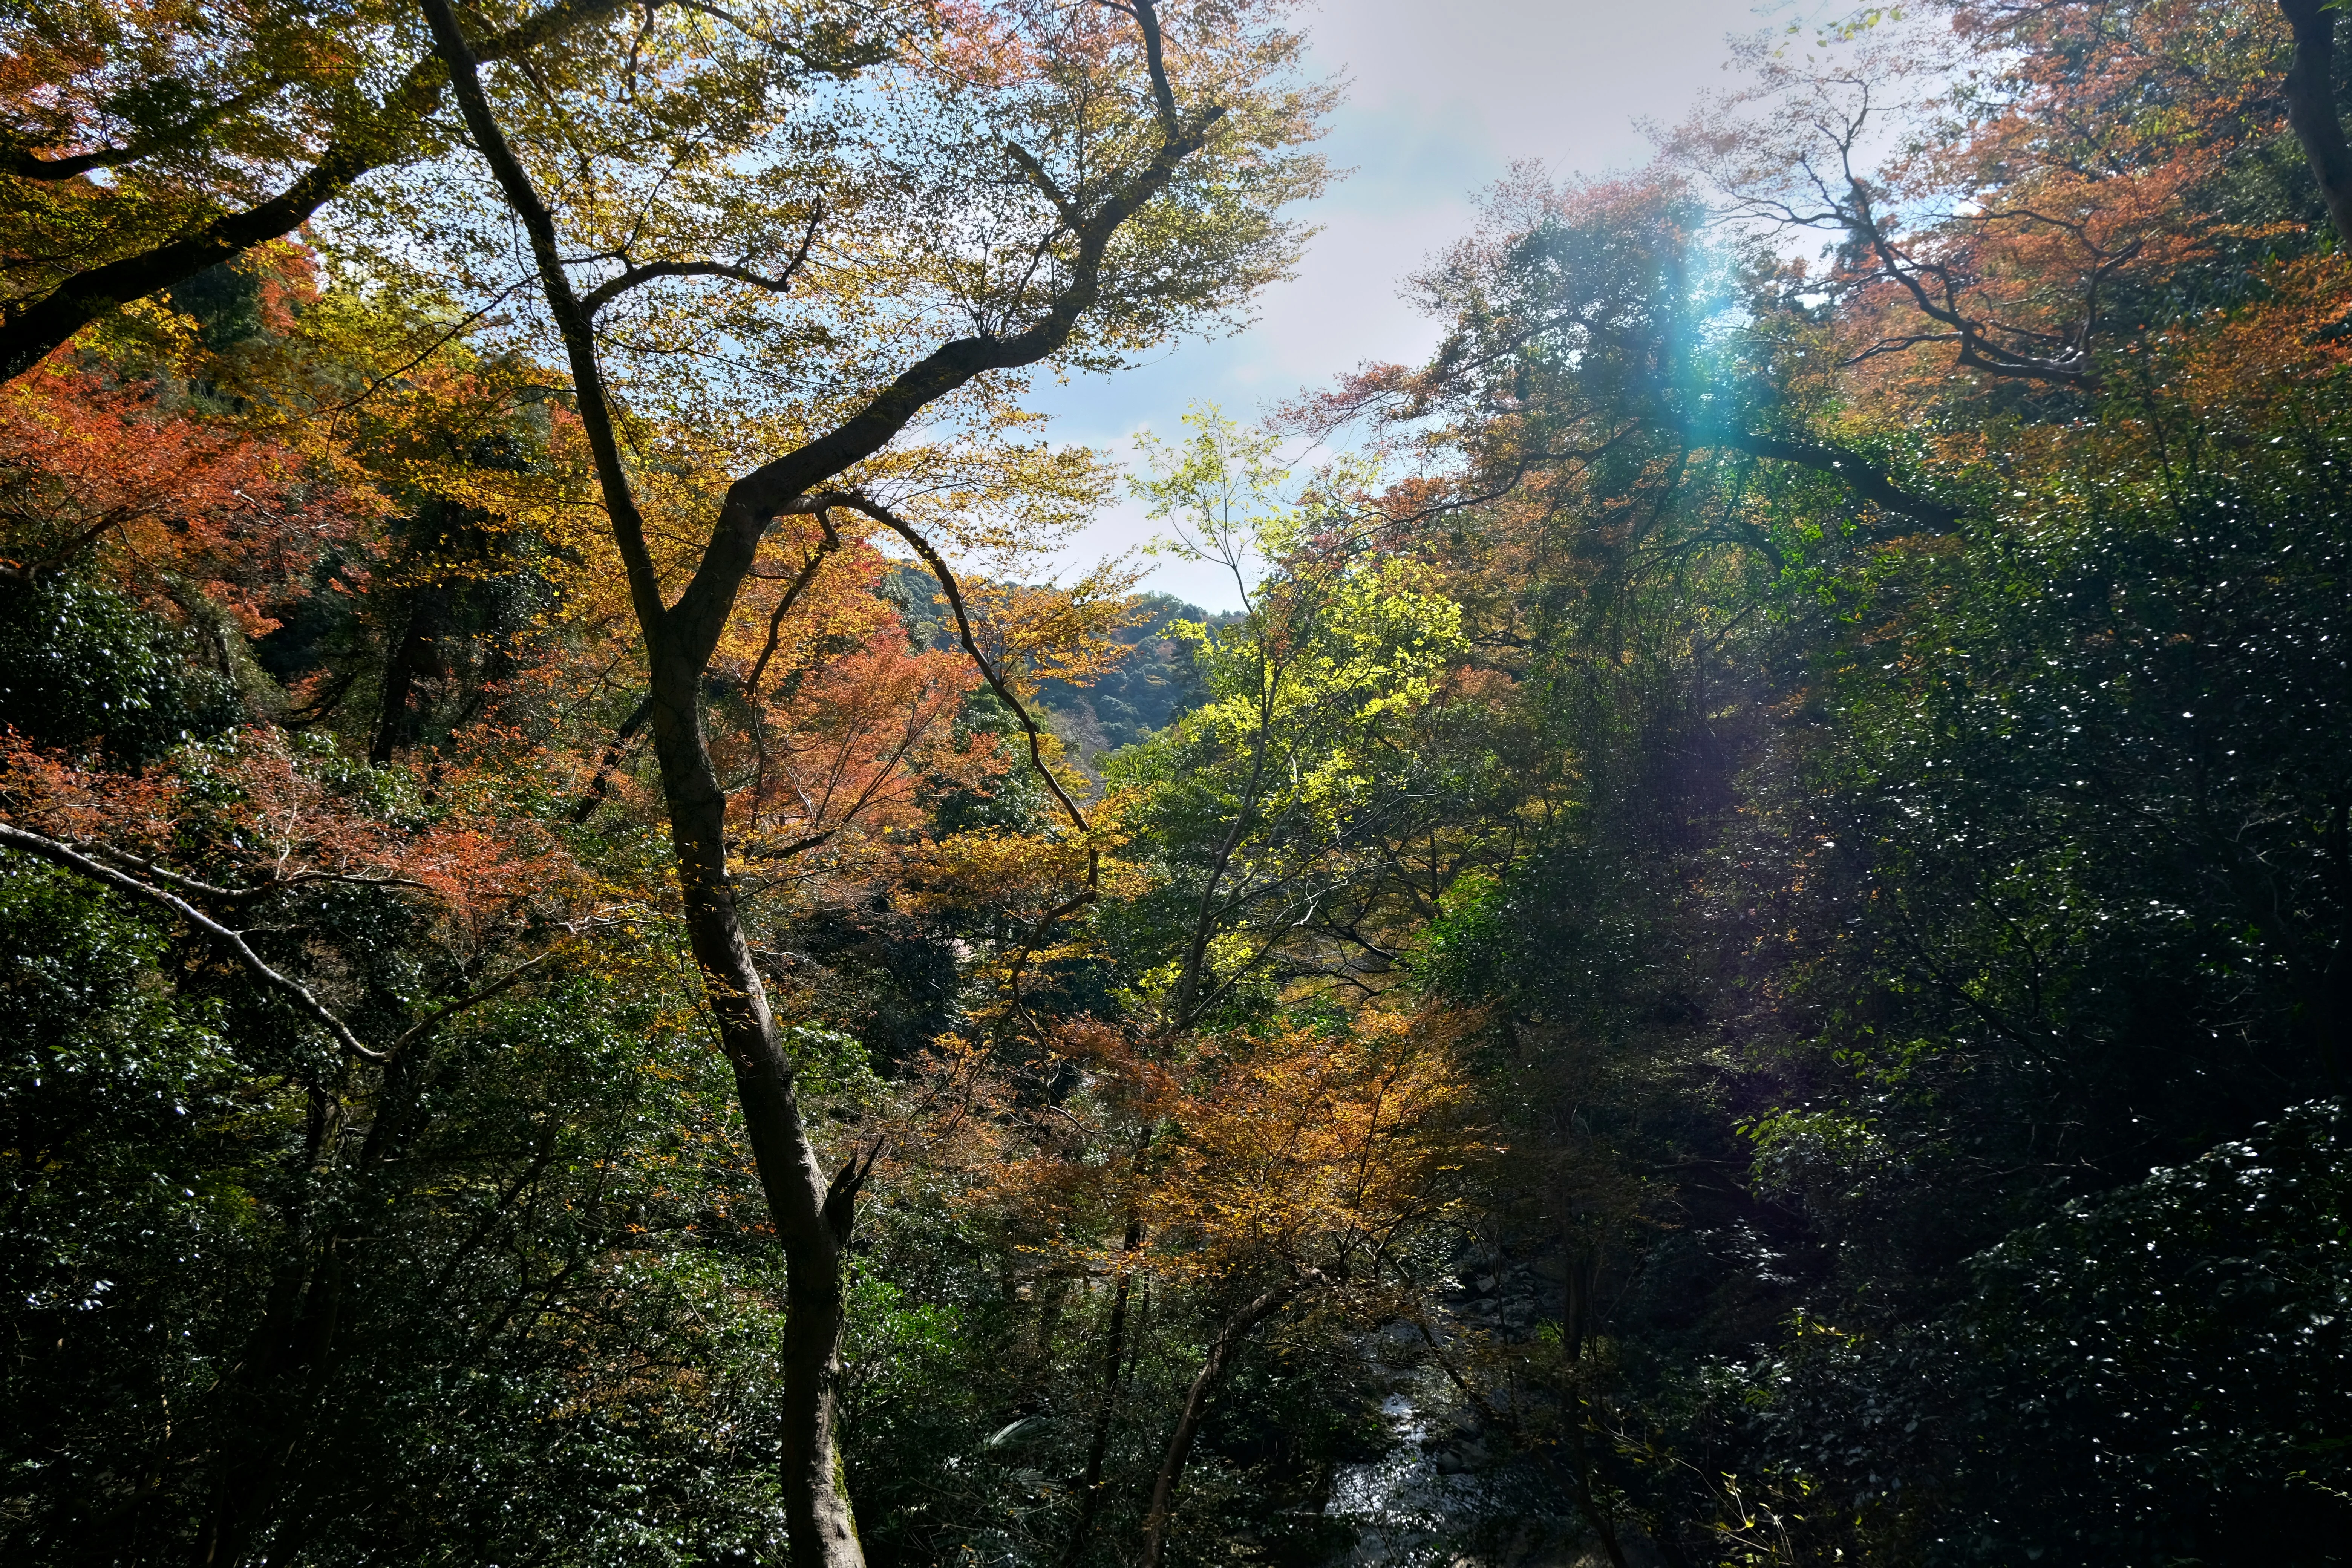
[1136,1283,1296,1568]
[1671,418,1959,529]
[1559,1244,1630,1568]
[369,589,443,766]
[2281,0,2352,248]
[646,652,866,1565]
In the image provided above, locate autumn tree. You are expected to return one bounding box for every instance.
[1286,5,2352,1560]
[908,1004,1477,1568]
[397,1,1330,1559]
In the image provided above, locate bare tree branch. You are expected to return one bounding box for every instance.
[746,509,843,697]
[799,491,1091,837]
[577,205,824,316]
[396,948,563,1045]
[0,820,386,1061]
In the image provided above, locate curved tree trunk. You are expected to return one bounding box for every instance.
[1136,1283,1295,1568]
[645,659,867,1565]
[414,0,1222,1560]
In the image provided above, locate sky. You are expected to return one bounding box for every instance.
[1019,0,1796,609]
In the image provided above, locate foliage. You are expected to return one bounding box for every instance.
[5,0,2351,1564]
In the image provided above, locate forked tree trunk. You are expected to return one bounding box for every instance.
[415,1,1224,1561]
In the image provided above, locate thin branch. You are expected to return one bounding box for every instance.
[319,282,530,414]
[1842,174,2095,384]
[0,820,385,1060]
[796,490,1109,1027]
[577,206,822,317]
[740,828,837,863]
[568,693,656,823]
[746,509,842,697]
[396,948,563,1045]
[804,492,1091,838]
[73,841,432,904]
[1005,142,1083,230]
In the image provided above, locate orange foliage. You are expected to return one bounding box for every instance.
[1141,1008,1478,1283]
[0,726,575,950]
[0,363,379,632]
[942,1006,1482,1301]
[736,638,985,865]
[1663,1,2306,400]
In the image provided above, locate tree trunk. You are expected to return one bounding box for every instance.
[646,659,865,1568]
[2281,0,2352,247]
[411,4,1220,1559]
[190,1037,447,1566]
[1136,1283,1295,1568]
[368,589,443,766]
[1060,1219,1145,1568]
[1559,1242,1629,1568]
[188,1242,342,1568]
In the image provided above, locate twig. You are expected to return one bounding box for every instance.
[397,948,564,1045]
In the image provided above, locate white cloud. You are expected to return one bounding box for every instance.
[1025,0,1789,608]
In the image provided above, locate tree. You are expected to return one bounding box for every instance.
[933,1004,1476,1568]
[0,0,899,384]
[407,2,1329,1559]
[1105,408,1494,1030]
[1267,5,2352,1554]
[1121,1008,1474,1568]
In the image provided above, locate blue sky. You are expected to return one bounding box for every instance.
[1020,0,1793,609]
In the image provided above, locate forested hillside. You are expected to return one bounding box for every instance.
[2,2,2347,1566]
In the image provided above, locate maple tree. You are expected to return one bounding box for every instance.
[402,0,1329,1559]
[910,1003,1478,1568]
[0,362,369,629]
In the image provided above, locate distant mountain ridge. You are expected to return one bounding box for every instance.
[877,565,1225,770]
